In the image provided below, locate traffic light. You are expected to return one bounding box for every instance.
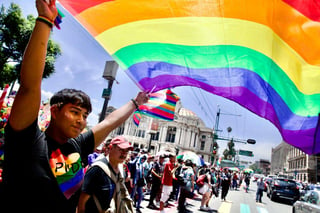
[213,142,218,151]
[247,139,256,144]
[212,150,217,155]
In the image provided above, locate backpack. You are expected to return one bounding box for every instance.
[196,174,207,188]
[91,161,134,213]
[173,165,186,186]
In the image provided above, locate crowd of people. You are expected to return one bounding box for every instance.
[86,140,257,213]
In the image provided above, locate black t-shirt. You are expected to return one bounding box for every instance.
[151,161,162,184]
[82,158,116,213]
[2,120,94,213]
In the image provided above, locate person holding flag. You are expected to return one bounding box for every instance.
[2,1,149,212]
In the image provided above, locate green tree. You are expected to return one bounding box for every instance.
[249,162,262,174]
[0,3,61,89]
[222,139,236,160]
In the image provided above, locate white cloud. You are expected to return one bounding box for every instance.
[87,112,99,127]
[41,90,54,101]
[63,65,75,79]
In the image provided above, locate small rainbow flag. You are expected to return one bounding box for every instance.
[139,89,179,121]
[133,111,141,126]
[0,84,9,110]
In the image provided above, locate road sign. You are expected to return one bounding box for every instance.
[102,88,112,98]
[239,150,254,157]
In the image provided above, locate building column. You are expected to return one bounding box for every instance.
[180,127,186,146]
[160,126,168,143]
[176,127,181,145]
[188,130,193,148]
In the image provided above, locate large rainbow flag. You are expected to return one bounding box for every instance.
[58,0,320,154]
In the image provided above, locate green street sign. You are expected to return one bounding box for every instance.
[102,88,112,98]
[239,150,254,157]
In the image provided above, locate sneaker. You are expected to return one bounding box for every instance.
[147,203,159,210]
[200,206,208,211]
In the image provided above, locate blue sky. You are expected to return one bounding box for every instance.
[4,1,283,161]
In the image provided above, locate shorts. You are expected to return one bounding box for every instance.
[160,185,173,202]
[198,182,211,195]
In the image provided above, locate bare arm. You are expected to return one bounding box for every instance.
[191,174,195,191]
[77,192,91,213]
[151,168,161,179]
[91,91,148,149]
[9,0,58,131]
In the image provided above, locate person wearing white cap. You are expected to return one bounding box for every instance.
[78,136,134,213]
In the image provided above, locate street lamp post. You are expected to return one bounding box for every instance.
[99,61,118,123]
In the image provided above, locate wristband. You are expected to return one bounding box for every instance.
[131,99,140,111]
[36,16,54,28]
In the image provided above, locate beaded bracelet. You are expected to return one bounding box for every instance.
[131,99,140,111]
[36,16,54,28]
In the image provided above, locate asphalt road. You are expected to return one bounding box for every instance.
[136,183,293,213]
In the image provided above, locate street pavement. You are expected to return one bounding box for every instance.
[134,183,293,213]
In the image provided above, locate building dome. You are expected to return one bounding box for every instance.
[178,107,197,118]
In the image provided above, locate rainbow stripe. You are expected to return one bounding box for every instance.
[0,84,9,110]
[139,90,179,121]
[133,111,141,126]
[49,149,84,199]
[58,0,320,154]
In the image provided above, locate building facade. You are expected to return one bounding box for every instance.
[108,101,214,162]
[287,146,320,183]
[271,141,320,183]
[271,142,290,176]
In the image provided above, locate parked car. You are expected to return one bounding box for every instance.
[267,175,277,179]
[293,190,320,213]
[264,177,273,192]
[300,184,320,197]
[295,182,304,195]
[268,178,300,204]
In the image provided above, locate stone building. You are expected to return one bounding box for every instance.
[108,101,214,162]
[271,141,290,176]
[271,141,320,183]
[257,159,271,175]
[287,146,320,183]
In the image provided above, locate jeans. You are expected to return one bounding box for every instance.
[256,188,263,202]
[178,187,194,212]
[136,186,144,209]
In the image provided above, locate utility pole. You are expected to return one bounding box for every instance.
[99,61,118,123]
[211,106,255,165]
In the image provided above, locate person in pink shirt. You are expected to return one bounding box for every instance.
[159,153,176,213]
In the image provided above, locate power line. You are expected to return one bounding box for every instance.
[190,87,215,126]
[197,88,216,122]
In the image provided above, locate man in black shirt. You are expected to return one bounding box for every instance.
[78,136,134,212]
[147,155,165,209]
[2,1,149,212]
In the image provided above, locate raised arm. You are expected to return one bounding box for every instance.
[91,91,149,149]
[9,0,58,131]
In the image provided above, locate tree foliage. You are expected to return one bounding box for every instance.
[223,139,236,159]
[0,3,61,89]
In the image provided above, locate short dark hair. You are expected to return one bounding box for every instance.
[50,88,92,113]
[185,159,193,167]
